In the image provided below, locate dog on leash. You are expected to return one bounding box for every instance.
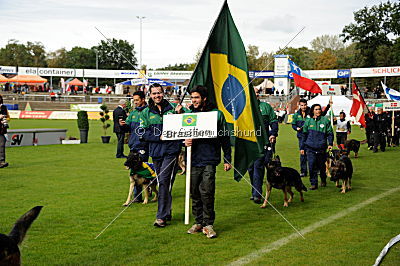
[261,156,307,208]
[0,206,43,266]
[177,150,186,175]
[344,139,360,158]
[326,149,341,178]
[329,154,353,193]
[123,152,158,206]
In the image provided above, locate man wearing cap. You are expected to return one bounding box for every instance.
[113,99,128,158]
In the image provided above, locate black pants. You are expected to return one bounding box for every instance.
[191,165,216,226]
[0,134,5,162]
[373,131,386,152]
[366,129,373,148]
[336,132,347,146]
[115,133,125,157]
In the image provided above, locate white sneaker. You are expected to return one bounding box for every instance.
[202,225,217,238]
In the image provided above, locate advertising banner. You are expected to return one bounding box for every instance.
[0,66,17,74]
[147,70,193,80]
[351,66,400,77]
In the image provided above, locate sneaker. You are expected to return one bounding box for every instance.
[300,173,307,177]
[0,162,8,168]
[253,198,262,204]
[202,225,217,239]
[187,224,203,234]
[309,185,318,190]
[249,196,254,201]
[153,219,166,228]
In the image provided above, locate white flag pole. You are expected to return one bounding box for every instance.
[184,146,192,224]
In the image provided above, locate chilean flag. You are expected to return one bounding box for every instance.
[289,59,322,94]
[350,81,366,128]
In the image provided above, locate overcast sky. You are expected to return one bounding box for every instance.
[0,0,385,69]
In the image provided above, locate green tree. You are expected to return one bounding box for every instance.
[314,49,337,70]
[285,46,316,70]
[341,1,400,66]
[64,47,96,69]
[310,35,345,54]
[47,48,68,68]
[0,39,47,66]
[158,63,193,71]
[94,39,137,70]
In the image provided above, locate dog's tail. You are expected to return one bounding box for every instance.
[8,206,43,245]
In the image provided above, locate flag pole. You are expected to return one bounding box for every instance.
[392,110,395,146]
[330,95,334,129]
[184,146,192,224]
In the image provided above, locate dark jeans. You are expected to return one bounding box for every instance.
[153,155,179,220]
[0,135,5,162]
[115,133,125,157]
[248,149,272,199]
[366,129,373,148]
[191,165,216,226]
[306,149,327,186]
[297,136,308,175]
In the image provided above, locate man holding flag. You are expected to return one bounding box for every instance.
[187,0,268,182]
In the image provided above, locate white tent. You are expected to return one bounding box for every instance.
[307,95,353,117]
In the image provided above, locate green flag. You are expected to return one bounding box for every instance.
[188,0,268,181]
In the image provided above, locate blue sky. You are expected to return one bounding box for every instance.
[0,0,386,69]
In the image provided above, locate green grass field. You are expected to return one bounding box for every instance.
[1,119,400,265]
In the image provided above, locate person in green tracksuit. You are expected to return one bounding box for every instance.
[300,104,334,190]
[247,88,278,204]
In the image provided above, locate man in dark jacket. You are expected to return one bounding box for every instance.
[139,83,183,227]
[185,86,232,239]
[365,106,375,150]
[372,107,389,153]
[0,95,9,168]
[113,99,128,158]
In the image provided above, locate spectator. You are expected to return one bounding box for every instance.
[0,95,9,168]
[333,112,351,149]
[113,99,128,158]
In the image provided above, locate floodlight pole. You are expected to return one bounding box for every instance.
[136,16,146,69]
[95,49,99,88]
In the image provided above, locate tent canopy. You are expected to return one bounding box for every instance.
[9,75,47,84]
[0,74,8,83]
[307,95,353,116]
[67,78,84,86]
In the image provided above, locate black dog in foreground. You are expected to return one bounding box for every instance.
[261,156,307,208]
[345,139,360,158]
[329,154,353,193]
[0,206,43,265]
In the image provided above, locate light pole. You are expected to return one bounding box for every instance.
[136,16,145,69]
[95,49,99,88]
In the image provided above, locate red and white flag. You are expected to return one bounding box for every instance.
[350,81,366,128]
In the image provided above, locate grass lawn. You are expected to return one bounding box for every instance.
[1,119,399,265]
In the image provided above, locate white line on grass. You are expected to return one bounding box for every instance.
[229,186,400,265]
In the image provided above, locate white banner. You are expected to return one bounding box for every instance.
[0,66,17,74]
[304,70,337,79]
[8,110,21,119]
[18,67,83,77]
[383,102,400,111]
[351,66,400,77]
[274,57,289,76]
[70,104,102,112]
[84,69,142,78]
[162,112,218,140]
[321,85,341,96]
[49,111,78,119]
[147,70,192,80]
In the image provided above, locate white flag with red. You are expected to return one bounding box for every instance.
[350,81,366,128]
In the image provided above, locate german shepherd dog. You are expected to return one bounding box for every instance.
[0,206,43,266]
[261,156,307,208]
[329,154,353,193]
[344,139,360,158]
[177,150,186,175]
[326,149,341,178]
[123,152,158,206]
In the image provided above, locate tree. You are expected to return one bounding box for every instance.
[335,43,366,69]
[47,48,68,68]
[314,49,337,70]
[311,35,345,53]
[284,47,316,70]
[158,63,193,71]
[341,1,400,66]
[0,39,47,66]
[65,47,96,69]
[94,39,137,70]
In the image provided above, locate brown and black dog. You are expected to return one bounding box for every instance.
[261,156,307,208]
[177,150,186,175]
[344,139,361,158]
[0,206,43,266]
[329,154,353,193]
[123,152,158,206]
[326,149,341,178]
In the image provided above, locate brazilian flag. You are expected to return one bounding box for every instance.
[188,0,267,181]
